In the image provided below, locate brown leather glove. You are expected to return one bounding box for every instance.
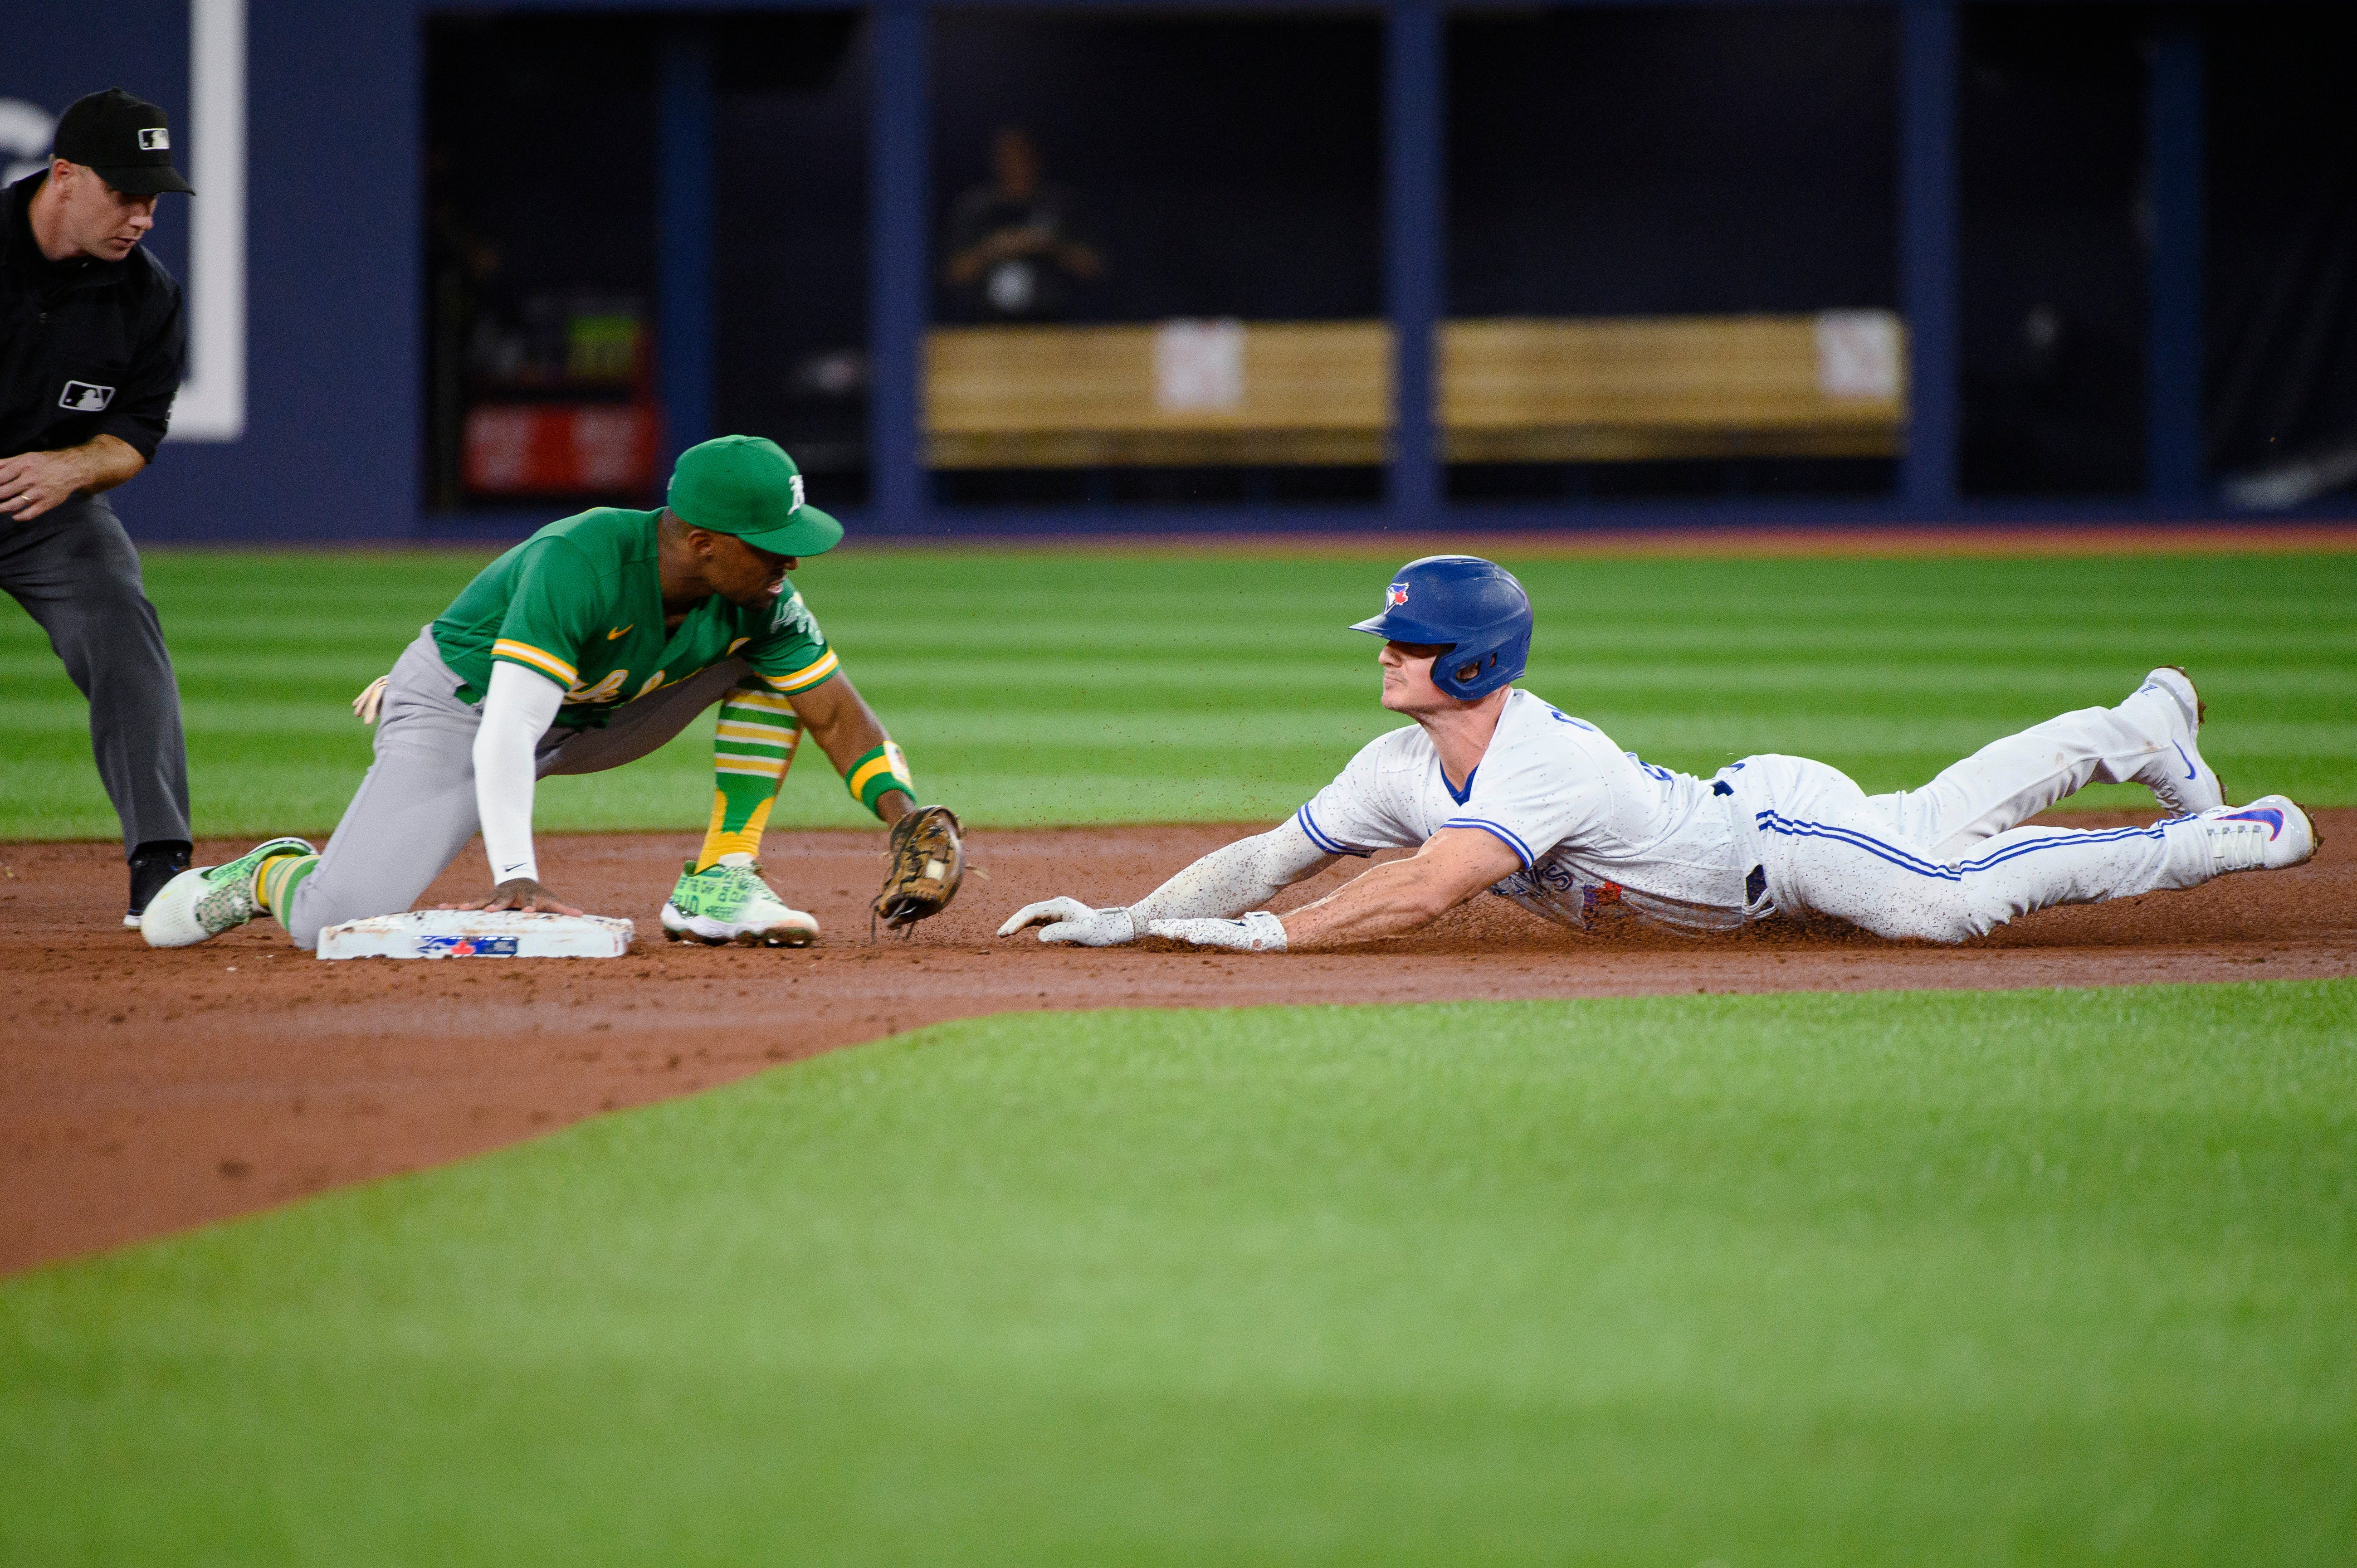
[874,805,966,933]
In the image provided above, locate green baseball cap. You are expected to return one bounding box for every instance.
[665,435,844,556]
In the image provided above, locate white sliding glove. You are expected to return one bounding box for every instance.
[1145,911,1288,953]
[996,897,1139,946]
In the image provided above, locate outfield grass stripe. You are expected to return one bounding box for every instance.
[7,549,2353,837]
[3,981,2351,1566]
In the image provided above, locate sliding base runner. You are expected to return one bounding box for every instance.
[142,436,966,953]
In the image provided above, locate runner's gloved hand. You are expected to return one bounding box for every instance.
[996,897,1138,946]
[1144,911,1288,953]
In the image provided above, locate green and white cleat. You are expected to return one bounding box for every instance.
[660,859,820,947]
[139,837,317,948]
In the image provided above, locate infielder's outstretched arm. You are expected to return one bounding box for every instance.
[455,661,581,915]
[789,672,914,825]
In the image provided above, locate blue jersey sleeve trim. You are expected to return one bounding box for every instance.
[1440,817,1533,869]
[1294,805,1371,858]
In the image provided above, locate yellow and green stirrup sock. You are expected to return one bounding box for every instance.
[696,684,805,870]
[256,851,320,925]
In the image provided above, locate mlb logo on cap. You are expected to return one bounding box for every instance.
[1387,583,1410,607]
[50,87,195,196]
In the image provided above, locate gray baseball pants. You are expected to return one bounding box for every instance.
[0,493,191,855]
[280,626,752,949]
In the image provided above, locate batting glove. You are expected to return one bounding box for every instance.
[996,897,1138,946]
[1145,911,1288,953]
[352,674,389,726]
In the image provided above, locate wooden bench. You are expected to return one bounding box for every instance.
[923,314,1906,468]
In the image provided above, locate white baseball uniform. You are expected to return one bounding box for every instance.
[1291,683,2225,943]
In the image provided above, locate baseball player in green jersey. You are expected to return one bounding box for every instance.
[141,435,950,950]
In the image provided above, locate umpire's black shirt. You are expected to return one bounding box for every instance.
[0,170,185,463]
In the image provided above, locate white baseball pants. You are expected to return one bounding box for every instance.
[278,627,752,948]
[1729,685,2218,942]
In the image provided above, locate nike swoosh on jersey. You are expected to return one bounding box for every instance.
[607,625,633,639]
[2173,740,2199,780]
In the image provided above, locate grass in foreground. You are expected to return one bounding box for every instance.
[3,547,2352,839]
[5,980,2352,1566]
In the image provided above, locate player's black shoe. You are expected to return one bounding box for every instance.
[126,841,193,930]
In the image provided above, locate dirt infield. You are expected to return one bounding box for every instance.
[5,812,2351,1274]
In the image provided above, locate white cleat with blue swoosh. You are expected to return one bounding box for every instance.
[2196,796,2318,874]
[2126,666,2225,816]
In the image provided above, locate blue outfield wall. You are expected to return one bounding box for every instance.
[4,0,419,542]
[5,0,2347,544]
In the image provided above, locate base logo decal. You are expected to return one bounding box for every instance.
[419,935,522,957]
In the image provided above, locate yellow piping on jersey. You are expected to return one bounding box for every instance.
[759,648,839,694]
[493,639,576,685]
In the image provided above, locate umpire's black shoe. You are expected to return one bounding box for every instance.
[127,841,194,929]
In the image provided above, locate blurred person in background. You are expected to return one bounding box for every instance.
[942,126,1102,322]
[0,88,195,927]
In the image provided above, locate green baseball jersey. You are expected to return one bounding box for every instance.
[431,507,837,726]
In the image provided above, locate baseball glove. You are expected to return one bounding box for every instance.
[874,804,966,933]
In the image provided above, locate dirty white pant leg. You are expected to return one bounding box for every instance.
[1870,694,2179,860]
[1751,752,2215,943]
[1918,815,2218,938]
[283,631,486,950]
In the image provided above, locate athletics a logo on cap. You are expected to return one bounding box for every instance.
[789,473,805,512]
[60,380,115,411]
[137,127,169,151]
[1386,582,1410,608]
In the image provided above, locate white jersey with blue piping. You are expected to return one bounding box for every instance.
[1291,688,1753,933]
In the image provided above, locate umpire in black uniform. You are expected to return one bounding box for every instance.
[1,89,195,925]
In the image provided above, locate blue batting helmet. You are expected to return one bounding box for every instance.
[1349,555,1533,700]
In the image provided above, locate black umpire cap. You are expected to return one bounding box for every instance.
[51,88,194,197]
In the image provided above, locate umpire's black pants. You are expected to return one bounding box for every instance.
[1,492,191,855]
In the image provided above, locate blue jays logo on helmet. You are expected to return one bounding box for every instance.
[1348,555,1533,700]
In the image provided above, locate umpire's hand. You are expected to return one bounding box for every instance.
[445,878,584,916]
[0,436,144,522]
[0,451,89,522]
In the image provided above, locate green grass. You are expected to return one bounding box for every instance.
[5,980,2352,1566]
[4,546,2353,839]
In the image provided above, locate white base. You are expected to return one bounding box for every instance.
[316,909,636,960]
